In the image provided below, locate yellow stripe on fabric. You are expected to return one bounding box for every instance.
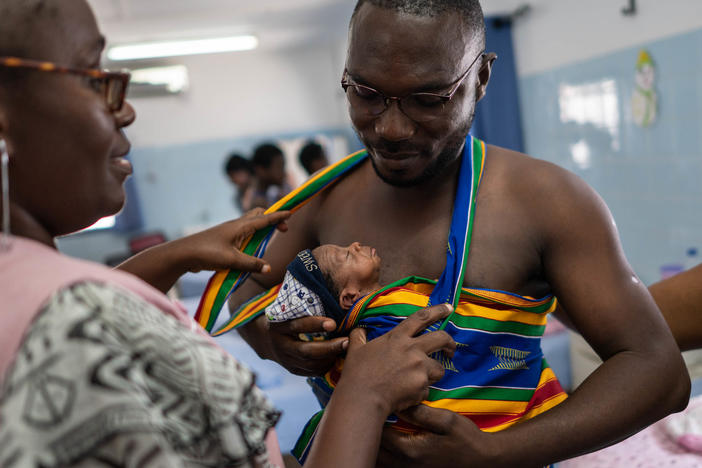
[536,365,558,388]
[452,303,549,327]
[266,148,369,216]
[482,419,520,432]
[464,288,558,311]
[425,398,528,415]
[521,392,569,420]
[367,290,431,310]
[196,271,228,328]
[483,392,568,433]
[212,286,279,336]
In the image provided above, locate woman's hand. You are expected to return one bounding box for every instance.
[117,209,290,293]
[175,209,291,274]
[337,303,456,415]
[305,304,456,468]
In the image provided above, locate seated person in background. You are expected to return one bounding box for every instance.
[298,140,329,176]
[246,142,292,210]
[224,152,254,211]
[263,243,568,463]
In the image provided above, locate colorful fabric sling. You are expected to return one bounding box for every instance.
[195,136,567,464]
[291,137,568,463]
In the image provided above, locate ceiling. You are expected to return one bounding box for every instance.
[88,0,532,52]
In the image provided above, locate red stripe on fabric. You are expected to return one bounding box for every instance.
[525,378,566,411]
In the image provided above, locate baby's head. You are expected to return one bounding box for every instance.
[265,243,382,325]
[312,242,382,310]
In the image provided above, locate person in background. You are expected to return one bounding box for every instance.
[247,142,292,210]
[0,1,455,466]
[298,140,329,176]
[224,152,254,211]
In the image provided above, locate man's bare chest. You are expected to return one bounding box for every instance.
[314,194,547,298]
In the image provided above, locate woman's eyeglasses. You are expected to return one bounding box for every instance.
[0,56,130,112]
[341,50,486,123]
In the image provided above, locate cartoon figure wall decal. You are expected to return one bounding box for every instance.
[631,49,657,128]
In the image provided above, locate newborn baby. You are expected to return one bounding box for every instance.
[265,242,382,329]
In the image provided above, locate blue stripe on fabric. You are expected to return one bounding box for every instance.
[429,135,475,308]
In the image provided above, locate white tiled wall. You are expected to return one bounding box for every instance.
[519,28,702,284]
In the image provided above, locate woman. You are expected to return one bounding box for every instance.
[0,1,454,467]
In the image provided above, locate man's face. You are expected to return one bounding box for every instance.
[314,242,382,296]
[345,4,484,187]
[0,0,135,236]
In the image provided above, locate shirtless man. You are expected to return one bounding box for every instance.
[229,1,690,466]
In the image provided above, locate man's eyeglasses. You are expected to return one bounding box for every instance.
[0,56,130,112]
[341,50,486,123]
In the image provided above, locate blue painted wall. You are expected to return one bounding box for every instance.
[519,28,702,284]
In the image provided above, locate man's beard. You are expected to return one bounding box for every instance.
[368,141,462,187]
[364,114,474,188]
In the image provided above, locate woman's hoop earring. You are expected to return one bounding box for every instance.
[0,139,11,251]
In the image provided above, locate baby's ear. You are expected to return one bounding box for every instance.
[340,287,362,310]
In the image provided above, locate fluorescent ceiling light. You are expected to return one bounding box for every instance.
[107,35,258,61]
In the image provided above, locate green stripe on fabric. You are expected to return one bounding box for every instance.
[449,315,546,337]
[363,304,424,318]
[428,385,535,402]
[361,305,545,337]
[292,409,325,459]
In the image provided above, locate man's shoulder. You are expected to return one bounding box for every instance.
[485,144,592,204]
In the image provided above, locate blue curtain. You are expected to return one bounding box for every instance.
[471,17,524,153]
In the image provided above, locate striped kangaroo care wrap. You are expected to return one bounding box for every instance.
[194,136,567,464]
[294,278,567,463]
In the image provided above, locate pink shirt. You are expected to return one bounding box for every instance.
[0,236,194,380]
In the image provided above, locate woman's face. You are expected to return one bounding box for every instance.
[0,0,136,236]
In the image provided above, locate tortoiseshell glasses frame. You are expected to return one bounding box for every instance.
[0,56,130,112]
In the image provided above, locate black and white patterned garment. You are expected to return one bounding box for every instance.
[0,281,280,468]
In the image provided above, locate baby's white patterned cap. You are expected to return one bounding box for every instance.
[265,271,325,322]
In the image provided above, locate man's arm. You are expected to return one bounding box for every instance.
[486,165,689,464]
[379,163,690,467]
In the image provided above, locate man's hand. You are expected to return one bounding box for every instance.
[377,405,498,468]
[266,316,348,376]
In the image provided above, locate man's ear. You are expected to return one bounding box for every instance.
[340,286,363,310]
[475,52,498,103]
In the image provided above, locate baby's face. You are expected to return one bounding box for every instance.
[314,242,382,294]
